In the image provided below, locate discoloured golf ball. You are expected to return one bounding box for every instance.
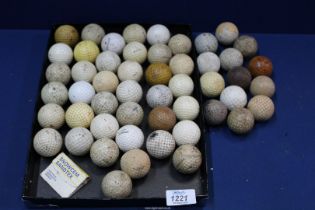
[168,34,192,54]
[65,127,94,156]
[65,103,94,128]
[90,113,119,139]
[116,102,143,126]
[116,125,144,152]
[147,44,172,64]
[172,144,202,174]
[148,106,176,131]
[41,82,68,105]
[95,51,121,72]
[250,76,275,97]
[116,80,143,103]
[194,33,218,54]
[220,48,243,71]
[197,52,220,74]
[48,43,73,64]
[200,71,225,97]
[247,95,275,121]
[227,108,255,134]
[172,120,200,146]
[145,63,172,85]
[91,91,118,115]
[45,63,71,85]
[146,85,173,108]
[37,103,65,129]
[93,71,119,93]
[147,24,170,45]
[220,85,247,110]
[54,25,79,47]
[169,74,194,97]
[74,40,100,63]
[173,96,200,120]
[33,128,62,157]
[233,35,258,58]
[123,41,147,64]
[117,61,143,82]
[71,61,97,82]
[215,22,239,45]
[169,54,194,75]
[68,81,95,104]
[204,99,228,125]
[248,55,273,77]
[123,23,146,43]
[101,33,125,54]
[226,66,252,89]
[101,170,132,199]
[90,138,119,167]
[81,23,105,45]
[146,130,175,159]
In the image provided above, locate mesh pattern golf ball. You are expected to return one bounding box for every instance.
[168,34,192,54]
[68,81,95,104]
[194,33,218,53]
[33,128,62,157]
[71,61,97,82]
[41,82,68,105]
[101,33,125,54]
[169,54,194,75]
[81,23,105,45]
[90,113,119,139]
[220,85,247,110]
[45,63,71,85]
[148,106,176,131]
[74,40,100,63]
[101,170,132,199]
[146,130,175,159]
[145,63,172,85]
[117,61,143,82]
[123,41,147,64]
[250,76,275,97]
[172,144,202,174]
[147,24,171,45]
[95,51,121,72]
[116,80,143,103]
[172,120,201,146]
[37,103,65,129]
[220,48,243,71]
[200,71,225,97]
[173,96,200,120]
[116,102,143,126]
[197,52,220,74]
[204,99,228,125]
[215,22,239,45]
[54,25,79,47]
[227,108,255,134]
[65,103,94,128]
[247,95,275,121]
[115,125,144,152]
[146,85,173,108]
[233,35,258,58]
[48,43,73,64]
[168,74,194,97]
[91,91,118,115]
[147,44,172,64]
[90,138,119,167]
[123,23,146,43]
[93,71,119,93]
[65,127,94,156]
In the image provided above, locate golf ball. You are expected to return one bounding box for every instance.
[90,113,119,139]
[233,35,258,58]
[194,33,218,54]
[148,106,177,131]
[168,34,192,54]
[123,41,147,64]
[37,103,65,129]
[48,43,73,64]
[41,82,68,105]
[197,52,220,74]
[147,44,172,64]
[215,21,239,45]
[65,103,94,128]
[91,91,118,115]
[71,61,97,82]
[227,108,255,134]
[74,40,100,63]
[147,24,171,45]
[90,138,119,167]
[123,23,146,43]
[92,71,119,93]
[101,170,132,199]
[173,96,200,120]
[117,61,143,82]
[172,144,202,174]
[146,85,173,108]
[146,130,175,159]
[172,120,201,146]
[226,66,252,89]
[81,23,105,45]
[116,80,143,103]
[203,99,228,125]
[116,102,143,126]
[247,95,275,121]
[54,25,79,47]
[168,74,194,97]
[220,85,247,110]
[200,71,225,97]
[45,63,71,85]
[101,32,125,54]
[169,54,194,75]
[248,55,273,77]
[219,48,243,71]
[33,128,62,157]
[95,51,121,72]
[250,76,275,97]
[68,81,95,104]
[65,127,94,156]
[145,63,172,85]
[115,125,144,152]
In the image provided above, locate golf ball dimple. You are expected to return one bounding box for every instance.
[204,99,228,125]
[147,24,171,45]
[33,128,63,157]
[68,81,95,104]
[168,74,194,97]
[220,85,247,110]
[168,34,192,54]
[147,44,172,64]
[123,23,146,43]
[123,41,147,64]
[173,96,200,120]
[90,113,119,139]
[172,144,202,174]
[197,52,220,74]
[90,138,120,167]
[172,120,201,146]
[117,61,143,82]
[115,125,144,152]
[101,33,125,54]
[95,51,121,72]
[93,71,119,93]
[101,170,132,199]
[146,85,173,108]
[219,48,243,71]
[215,21,239,45]
[227,108,255,134]
[116,102,143,126]
[48,43,73,64]
[74,40,100,63]
[54,25,79,47]
[71,61,97,82]
[194,33,218,54]
[200,71,225,97]
[45,63,71,85]
[65,127,94,156]
[247,95,275,121]
[65,103,94,128]
[146,130,175,159]
[37,103,65,129]
[169,54,194,75]
[250,76,275,97]
[91,91,118,115]
[41,82,68,105]
[81,23,105,45]
[116,80,143,103]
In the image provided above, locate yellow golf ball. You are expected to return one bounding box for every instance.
[65,103,94,128]
[145,63,172,85]
[54,25,79,47]
[74,40,100,62]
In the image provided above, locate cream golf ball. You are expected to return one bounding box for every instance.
[215,22,239,45]
[146,130,175,159]
[90,138,119,167]
[172,120,201,146]
[41,82,68,105]
[81,23,105,45]
[116,102,143,126]
[90,113,119,139]
[123,41,147,64]
[65,103,94,128]
[74,40,100,63]
[101,32,125,54]
[194,33,218,54]
[169,54,194,75]
[95,51,121,72]
[101,170,132,199]
[48,43,73,64]
[116,80,143,103]
[147,44,172,64]
[115,125,144,152]
[220,48,243,71]
[33,128,62,157]
[123,23,146,43]
[91,91,118,115]
[173,96,200,120]
[168,34,192,54]
[197,52,220,74]
[220,85,247,110]
[37,103,65,129]
[45,63,71,85]
[172,144,202,174]
[200,71,225,97]
[147,24,171,45]
[247,95,275,121]
[71,61,97,82]
[168,74,194,97]
[146,85,173,108]
[65,127,94,156]
[93,71,119,93]
[68,81,95,104]
[117,61,143,82]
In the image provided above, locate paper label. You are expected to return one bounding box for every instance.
[166,189,196,206]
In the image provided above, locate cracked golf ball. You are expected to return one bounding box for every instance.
[115,125,144,152]
[248,55,273,77]
[172,120,201,146]
[74,40,100,62]
[227,66,252,89]
[168,34,192,54]
[54,25,79,47]
[101,33,125,54]
[93,71,119,93]
[65,103,94,128]
[116,80,143,103]
[146,85,173,108]
[250,76,275,97]
[45,63,71,85]
[148,106,176,131]
[148,44,172,64]
[33,128,62,157]
[116,102,143,126]
[91,92,118,115]
[41,82,68,105]
[69,81,95,104]
[145,63,172,85]
[48,43,73,64]
[117,61,143,82]
[220,85,247,110]
[81,23,105,45]
[168,74,194,97]
[65,127,94,156]
[215,22,239,45]
[233,35,258,58]
[120,149,151,179]
[123,23,146,43]
[247,95,275,121]
[71,61,97,82]
[147,24,170,45]
[227,108,255,134]
[95,51,121,72]
[37,103,65,129]
[123,41,147,64]
[90,113,119,139]
[90,138,119,167]
[220,48,243,71]
[200,71,225,97]
[172,144,202,174]
[194,33,218,54]
[169,54,194,75]
[146,130,175,159]
[173,96,200,120]
[197,52,220,74]
[102,170,132,199]
[204,99,228,125]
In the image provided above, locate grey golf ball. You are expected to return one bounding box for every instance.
[194,33,218,54]
[33,128,63,157]
[65,127,94,156]
[116,102,143,126]
[45,63,71,85]
[71,61,97,82]
[91,91,118,115]
[146,85,173,108]
[227,108,255,134]
[219,48,243,71]
[172,144,202,174]
[204,99,228,125]
[81,23,105,45]
[41,82,68,105]
[90,138,119,167]
[101,170,132,199]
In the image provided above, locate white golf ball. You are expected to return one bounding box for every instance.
[147,44,172,64]
[91,91,118,115]
[115,125,144,152]
[194,33,218,54]
[172,120,200,146]
[116,80,143,103]
[123,23,146,43]
[117,61,143,82]
[90,113,119,139]
[101,32,125,54]
[146,130,175,159]
[116,102,143,126]
[168,74,194,97]
[146,85,173,108]
[48,43,73,64]
[90,138,120,167]
[71,61,97,82]
[147,24,171,45]
[68,81,95,104]
[33,128,62,157]
[197,52,220,74]
[173,96,200,120]
[96,51,121,72]
[169,54,194,75]
[219,48,243,71]
[123,41,147,64]
[41,82,68,105]
[81,23,105,45]
[45,63,71,85]
[37,103,65,129]
[65,127,94,156]
[220,85,247,110]
[168,34,192,54]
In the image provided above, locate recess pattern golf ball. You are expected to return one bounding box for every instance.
[123,41,147,64]
[169,54,194,75]
[96,51,121,72]
[250,76,275,97]
[68,81,95,104]
[115,125,144,152]
[65,127,94,156]
[101,170,132,199]
[123,23,146,43]
[147,24,171,45]
[54,25,79,47]
[90,113,119,139]
[215,22,239,45]
[146,85,173,108]
[168,34,192,54]
[220,48,243,71]
[90,138,119,167]
[200,71,225,97]
[41,82,68,105]
[172,144,202,174]
[147,44,172,64]
[116,80,143,103]
[48,43,73,64]
[146,130,175,159]
[71,61,97,82]
[81,23,105,45]
[227,108,255,134]
[247,95,275,121]
[45,63,71,85]
[74,40,100,63]
[173,96,200,120]
[172,120,201,146]
[91,91,118,115]
[101,33,125,54]
[168,74,194,97]
[37,103,65,129]
[116,102,143,126]
[197,52,220,74]
[93,71,119,93]
[117,60,143,82]
[204,99,228,125]
[65,103,94,128]
[33,128,63,157]
[220,85,247,110]
[194,32,218,54]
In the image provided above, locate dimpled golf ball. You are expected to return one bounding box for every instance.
[169,54,194,75]
[146,85,173,108]
[147,24,171,45]
[145,63,172,85]
[41,82,68,105]
[91,92,118,115]
[172,144,202,174]
[74,40,100,62]
[95,51,121,72]
[116,80,143,103]
[168,74,194,97]
[93,71,119,93]
[194,33,218,54]
[65,127,94,156]
[172,120,200,146]
[45,63,71,85]
[250,76,275,97]
[215,21,239,45]
[101,170,132,199]
[220,48,243,71]
[101,33,125,54]
[48,43,73,64]
[173,96,200,120]
[204,99,228,125]
[117,61,143,82]
[200,71,225,97]
[233,35,258,58]
[123,23,146,43]
[120,149,151,179]
[227,108,255,134]
[248,55,273,77]
[197,52,220,74]
[81,23,105,45]
[37,103,65,129]
[90,138,119,167]
[168,34,192,54]
[90,113,119,139]
[147,44,172,64]
[54,25,79,47]
[220,85,247,110]
[33,128,62,157]
[116,102,143,126]
[123,41,147,64]
[247,95,275,121]
[65,103,94,128]
[226,66,252,89]
[116,125,144,152]
[71,61,97,82]
[146,130,175,159]
[68,81,95,104]
[148,106,176,131]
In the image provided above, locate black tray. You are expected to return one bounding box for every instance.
[22,23,212,207]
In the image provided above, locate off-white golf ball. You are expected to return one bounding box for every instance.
[172,144,202,174]
[147,24,170,45]
[215,22,239,45]
[71,61,97,82]
[123,23,146,43]
[65,127,94,156]
[37,103,65,129]
[200,71,225,97]
[81,23,105,45]
[123,41,147,64]
[247,95,275,121]
[68,81,95,104]
[93,71,119,93]
[220,85,247,110]
[90,138,119,167]
[95,51,121,72]
[168,34,192,54]
[116,80,143,103]
[168,74,194,97]
[45,63,71,85]
[41,82,68,105]
[117,61,143,82]
[173,96,200,120]
[33,128,62,157]
[172,120,200,146]
[115,125,144,152]
[48,43,73,64]
[220,48,243,71]
[194,33,218,54]
[90,113,119,139]
[197,52,220,74]
[169,54,194,75]
[65,103,94,128]
[147,44,172,64]
[146,130,175,159]
[116,102,143,126]
[91,92,118,115]
[101,33,125,54]
[101,170,132,199]
[146,85,173,108]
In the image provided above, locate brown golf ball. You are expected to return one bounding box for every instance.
[247,95,275,121]
[203,99,228,125]
[148,106,176,131]
[250,76,276,97]
[226,66,252,89]
[145,63,172,85]
[172,144,202,174]
[248,56,273,77]
[54,25,79,47]
[227,108,255,134]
